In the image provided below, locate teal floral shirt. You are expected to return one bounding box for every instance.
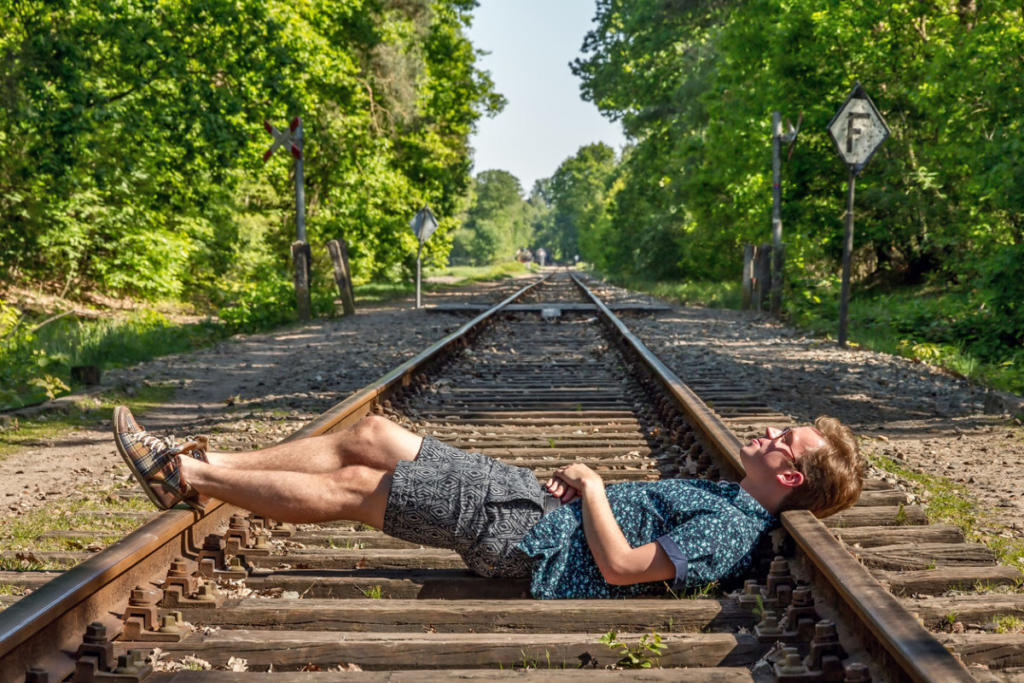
[517,479,775,599]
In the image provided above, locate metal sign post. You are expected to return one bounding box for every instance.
[410,206,439,309]
[264,117,311,319]
[826,84,889,347]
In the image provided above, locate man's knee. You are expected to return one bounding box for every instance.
[347,415,396,451]
[329,415,420,470]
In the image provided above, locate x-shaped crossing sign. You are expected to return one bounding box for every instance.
[264,116,303,161]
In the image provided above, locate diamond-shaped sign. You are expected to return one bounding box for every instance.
[827,84,889,174]
[410,206,439,243]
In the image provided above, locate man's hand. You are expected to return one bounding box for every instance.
[544,463,605,504]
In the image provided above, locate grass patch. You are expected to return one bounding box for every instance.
[787,283,1024,396]
[869,453,978,533]
[359,584,383,599]
[1,304,233,411]
[603,277,741,309]
[0,481,153,570]
[988,537,1024,574]
[995,615,1024,633]
[355,262,535,305]
[0,383,175,460]
[868,449,1024,573]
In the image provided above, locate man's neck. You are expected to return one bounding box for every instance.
[739,477,784,516]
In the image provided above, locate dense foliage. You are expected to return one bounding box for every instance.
[451,169,534,264]
[456,143,618,265]
[573,0,1023,282]
[562,0,1024,371]
[0,0,502,312]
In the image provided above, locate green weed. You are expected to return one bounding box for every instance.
[987,537,1024,573]
[894,503,909,526]
[598,630,666,669]
[517,649,540,670]
[0,481,153,568]
[869,454,976,533]
[665,580,719,600]
[359,585,383,599]
[994,616,1024,633]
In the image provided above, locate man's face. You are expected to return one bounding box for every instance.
[740,426,826,490]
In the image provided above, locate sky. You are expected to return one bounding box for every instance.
[465,0,626,195]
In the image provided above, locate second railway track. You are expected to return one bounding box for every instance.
[0,271,1020,681]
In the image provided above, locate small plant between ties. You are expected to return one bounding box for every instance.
[359,585,383,599]
[598,630,666,669]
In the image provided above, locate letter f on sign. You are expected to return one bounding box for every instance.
[846,111,870,154]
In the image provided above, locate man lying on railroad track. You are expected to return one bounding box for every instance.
[112,406,863,599]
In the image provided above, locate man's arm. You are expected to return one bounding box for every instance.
[547,464,677,586]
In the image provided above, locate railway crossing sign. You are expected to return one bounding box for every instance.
[263,115,310,319]
[827,84,889,175]
[264,117,303,161]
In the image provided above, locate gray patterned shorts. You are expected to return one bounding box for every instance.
[382,436,548,578]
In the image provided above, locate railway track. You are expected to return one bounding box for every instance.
[0,271,1019,681]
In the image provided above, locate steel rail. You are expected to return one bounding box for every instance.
[569,273,973,683]
[0,274,549,680]
[569,273,746,478]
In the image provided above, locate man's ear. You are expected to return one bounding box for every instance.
[776,469,805,489]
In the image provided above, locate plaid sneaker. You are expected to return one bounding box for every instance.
[113,405,209,511]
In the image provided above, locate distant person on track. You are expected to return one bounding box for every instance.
[113,406,862,599]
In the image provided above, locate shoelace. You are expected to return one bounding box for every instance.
[140,432,179,454]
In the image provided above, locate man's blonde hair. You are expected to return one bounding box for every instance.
[777,416,864,518]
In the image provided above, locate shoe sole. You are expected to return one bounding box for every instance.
[112,406,173,511]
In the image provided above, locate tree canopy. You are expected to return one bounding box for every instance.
[451,169,534,264]
[0,0,503,315]
[569,0,1023,287]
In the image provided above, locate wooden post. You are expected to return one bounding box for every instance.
[773,242,785,314]
[291,240,312,321]
[327,239,356,316]
[339,238,356,314]
[741,244,755,310]
[755,242,772,312]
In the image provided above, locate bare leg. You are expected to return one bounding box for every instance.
[180,457,392,526]
[205,416,423,474]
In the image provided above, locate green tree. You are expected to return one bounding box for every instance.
[453,169,532,264]
[537,143,618,263]
[0,0,503,312]
[572,0,1024,283]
